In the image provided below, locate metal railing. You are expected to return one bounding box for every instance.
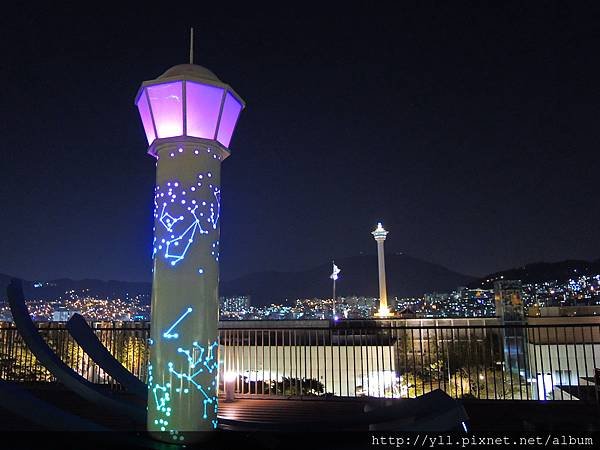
[0,320,598,402]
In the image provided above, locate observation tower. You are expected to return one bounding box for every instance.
[372,222,393,317]
[135,50,244,441]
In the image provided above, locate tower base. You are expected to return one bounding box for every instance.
[374,307,395,318]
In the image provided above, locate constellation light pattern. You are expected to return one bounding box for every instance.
[162,307,193,340]
[168,340,219,420]
[152,174,221,267]
[150,307,220,440]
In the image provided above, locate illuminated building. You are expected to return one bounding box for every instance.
[372,223,393,317]
[494,280,524,321]
[220,296,250,313]
[135,53,244,440]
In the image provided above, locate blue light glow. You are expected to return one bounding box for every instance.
[167,339,218,420]
[153,177,221,266]
[162,307,193,340]
[152,307,220,437]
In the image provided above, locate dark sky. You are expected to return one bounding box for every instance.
[1,3,599,282]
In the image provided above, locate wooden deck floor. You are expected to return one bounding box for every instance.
[0,384,372,431]
[1,384,599,433]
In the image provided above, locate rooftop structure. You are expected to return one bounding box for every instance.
[135,38,244,441]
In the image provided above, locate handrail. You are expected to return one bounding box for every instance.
[66,313,147,398]
[5,279,145,423]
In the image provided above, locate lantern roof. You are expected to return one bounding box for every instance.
[135,63,244,109]
[157,63,220,83]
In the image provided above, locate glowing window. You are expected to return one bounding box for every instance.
[216,92,242,148]
[186,82,223,139]
[136,91,156,145]
[147,82,183,138]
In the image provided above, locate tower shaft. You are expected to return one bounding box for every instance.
[148,139,224,440]
[372,222,392,317]
[376,239,388,311]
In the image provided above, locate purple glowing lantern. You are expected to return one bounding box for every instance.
[135,64,243,152]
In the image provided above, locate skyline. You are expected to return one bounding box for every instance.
[1,4,600,283]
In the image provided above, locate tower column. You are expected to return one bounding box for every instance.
[148,139,223,440]
[372,223,392,317]
[376,239,388,311]
[135,63,244,443]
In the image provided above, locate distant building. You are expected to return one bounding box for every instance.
[533,305,600,317]
[396,307,416,318]
[220,296,250,313]
[51,308,78,322]
[494,280,524,321]
[526,314,600,400]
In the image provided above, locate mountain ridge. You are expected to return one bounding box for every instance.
[0,253,472,306]
[220,254,474,306]
[3,256,598,307]
[470,258,600,289]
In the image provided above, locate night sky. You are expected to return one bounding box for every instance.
[1,3,599,283]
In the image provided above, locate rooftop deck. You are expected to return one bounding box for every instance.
[1,383,599,434]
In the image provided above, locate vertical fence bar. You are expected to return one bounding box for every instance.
[581,326,589,400]
[545,326,554,400]
[572,326,581,400]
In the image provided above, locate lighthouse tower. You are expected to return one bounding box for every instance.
[135,58,244,441]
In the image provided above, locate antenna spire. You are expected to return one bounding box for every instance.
[189,27,194,64]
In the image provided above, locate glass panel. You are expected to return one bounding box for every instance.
[147,82,183,138]
[186,82,224,139]
[136,90,156,145]
[216,92,242,148]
